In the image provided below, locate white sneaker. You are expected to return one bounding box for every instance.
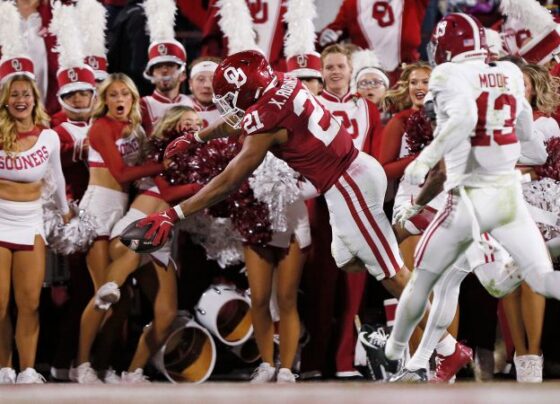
[515,354,543,383]
[250,362,276,383]
[69,362,102,384]
[104,368,121,384]
[50,366,70,381]
[0,367,16,384]
[121,368,149,384]
[276,368,296,383]
[95,282,121,310]
[16,368,46,384]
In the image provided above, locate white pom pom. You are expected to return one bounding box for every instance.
[0,1,27,60]
[523,178,560,241]
[179,212,244,268]
[284,0,318,58]
[217,0,260,54]
[249,153,302,233]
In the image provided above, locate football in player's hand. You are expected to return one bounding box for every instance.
[120,219,163,254]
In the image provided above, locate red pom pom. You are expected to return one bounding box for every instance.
[164,137,272,244]
[405,109,434,155]
[536,137,560,181]
[147,128,188,163]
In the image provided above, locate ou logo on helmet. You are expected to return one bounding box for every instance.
[224,67,247,89]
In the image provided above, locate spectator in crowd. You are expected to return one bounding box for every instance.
[187,57,222,128]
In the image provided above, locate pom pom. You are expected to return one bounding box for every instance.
[178,213,244,268]
[523,178,560,241]
[76,0,108,57]
[164,137,273,245]
[43,201,98,255]
[50,2,86,70]
[0,1,27,60]
[284,0,317,58]
[147,129,187,163]
[405,109,434,155]
[535,137,560,181]
[143,0,177,42]
[249,153,301,233]
[217,0,260,54]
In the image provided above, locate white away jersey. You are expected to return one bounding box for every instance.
[429,60,532,189]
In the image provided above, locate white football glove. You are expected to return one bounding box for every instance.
[319,29,342,47]
[393,202,424,227]
[404,159,431,185]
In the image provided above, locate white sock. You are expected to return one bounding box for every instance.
[385,338,407,361]
[435,334,457,357]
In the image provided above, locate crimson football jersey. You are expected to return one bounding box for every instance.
[241,76,359,193]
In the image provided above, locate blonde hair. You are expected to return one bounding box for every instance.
[382,62,431,113]
[92,73,142,136]
[152,105,197,139]
[0,75,50,153]
[321,44,353,66]
[522,64,560,116]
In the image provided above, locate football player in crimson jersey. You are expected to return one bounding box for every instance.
[375,13,560,382]
[138,50,431,329]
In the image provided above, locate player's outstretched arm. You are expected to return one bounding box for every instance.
[197,119,241,142]
[138,132,277,247]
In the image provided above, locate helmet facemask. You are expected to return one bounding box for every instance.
[213,90,246,129]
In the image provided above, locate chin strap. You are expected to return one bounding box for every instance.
[58,92,96,116]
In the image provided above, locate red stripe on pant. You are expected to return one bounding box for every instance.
[342,173,400,273]
[334,179,391,278]
[415,193,453,268]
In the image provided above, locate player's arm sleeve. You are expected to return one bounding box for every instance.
[47,131,70,214]
[416,67,477,168]
[519,126,547,165]
[89,123,164,184]
[153,176,203,204]
[197,119,241,141]
[515,98,535,142]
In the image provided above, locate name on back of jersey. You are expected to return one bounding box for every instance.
[479,73,509,89]
[267,76,298,110]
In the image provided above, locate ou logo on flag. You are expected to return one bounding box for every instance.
[224,67,247,89]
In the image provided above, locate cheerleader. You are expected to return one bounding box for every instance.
[71,73,163,383]
[504,64,560,383]
[89,106,202,383]
[0,74,71,384]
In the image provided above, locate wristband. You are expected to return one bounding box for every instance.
[194,132,206,144]
[173,204,186,219]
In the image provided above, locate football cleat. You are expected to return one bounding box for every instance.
[389,367,428,383]
[358,324,402,381]
[432,342,473,383]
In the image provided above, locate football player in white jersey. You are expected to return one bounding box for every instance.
[372,13,560,382]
